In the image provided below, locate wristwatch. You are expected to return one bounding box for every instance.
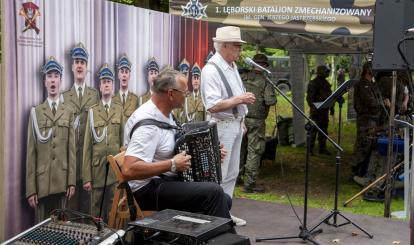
[170,158,177,172]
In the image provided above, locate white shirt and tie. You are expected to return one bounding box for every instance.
[47,97,59,115]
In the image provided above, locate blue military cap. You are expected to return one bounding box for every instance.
[41,56,63,75]
[70,42,89,62]
[204,51,214,64]
[178,58,190,75]
[147,57,160,72]
[97,63,114,81]
[117,54,131,70]
[191,63,201,76]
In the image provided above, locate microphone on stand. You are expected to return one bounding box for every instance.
[244,57,272,75]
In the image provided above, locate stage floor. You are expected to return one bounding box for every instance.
[232,198,409,245]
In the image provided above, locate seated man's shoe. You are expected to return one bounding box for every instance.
[319,148,331,155]
[231,214,247,226]
[363,190,384,202]
[242,183,265,193]
[353,176,372,187]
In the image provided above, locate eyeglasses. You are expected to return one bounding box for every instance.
[171,88,190,97]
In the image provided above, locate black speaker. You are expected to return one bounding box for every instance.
[372,0,414,71]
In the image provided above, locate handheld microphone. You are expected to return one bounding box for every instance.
[244,57,272,75]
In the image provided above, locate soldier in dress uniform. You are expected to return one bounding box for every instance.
[184,63,205,122]
[26,57,76,223]
[63,42,100,214]
[239,54,276,193]
[139,57,159,106]
[205,51,214,65]
[82,64,123,220]
[112,54,138,122]
[173,58,191,123]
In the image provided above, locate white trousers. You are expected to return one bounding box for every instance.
[216,118,243,197]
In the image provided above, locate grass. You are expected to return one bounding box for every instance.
[234,93,406,219]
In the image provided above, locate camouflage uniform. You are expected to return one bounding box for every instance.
[240,54,276,191]
[306,66,333,154]
[351,77,382,176]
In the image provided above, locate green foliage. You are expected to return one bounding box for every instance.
[235,93,405,218]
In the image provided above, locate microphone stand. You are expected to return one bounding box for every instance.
[256,72,342,244]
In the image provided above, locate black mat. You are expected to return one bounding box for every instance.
[232,198,409,245]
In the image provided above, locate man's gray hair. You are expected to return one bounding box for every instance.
[152,68,182,93]
[214,41,224,52]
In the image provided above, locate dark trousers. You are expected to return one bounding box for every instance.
[133,178,232,219]
[310,112,329,151]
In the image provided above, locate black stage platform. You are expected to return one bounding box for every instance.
[232,198,409,245]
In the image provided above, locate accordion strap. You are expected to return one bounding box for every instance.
[129,118,180,139]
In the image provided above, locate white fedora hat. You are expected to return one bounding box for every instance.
[212,26,246,43]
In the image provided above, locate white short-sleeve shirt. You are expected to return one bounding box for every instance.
[200,52,247,119]
[124,100,176,192]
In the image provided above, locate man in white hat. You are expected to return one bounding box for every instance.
[201,26,256,226]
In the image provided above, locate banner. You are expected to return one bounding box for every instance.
[2,0,218,239]
[170,0,375,36]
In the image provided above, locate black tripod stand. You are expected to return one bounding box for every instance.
[309,95,373,238]
[255,73,343,245]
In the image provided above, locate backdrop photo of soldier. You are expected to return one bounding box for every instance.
[2,0,219,239]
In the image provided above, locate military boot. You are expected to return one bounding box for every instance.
[353,176,372,187]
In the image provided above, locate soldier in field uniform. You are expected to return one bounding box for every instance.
[184,63,205,122]
[113,54,138,122]
[82,64,123,220]
[26,57,76,223]
[139,57,159,106]
[63,43,99,214]
[306,65,334,155]
[240,54,276,193]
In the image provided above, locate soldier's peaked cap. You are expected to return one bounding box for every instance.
[191,63,201,76]
[205,51,214,64]
[42,56,63,75]
[147,57,160,72]
[178,58,190,74]
[97,63,114,81]
[70,42,88,62]
[117,54,131,70]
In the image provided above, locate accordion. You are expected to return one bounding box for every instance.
[175,121,222,184]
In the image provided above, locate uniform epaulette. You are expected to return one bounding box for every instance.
[129,92,138,98]
[89,103,99,108]
[87,86,99,93]
[113,101,122,106]
[62,88,72,94]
